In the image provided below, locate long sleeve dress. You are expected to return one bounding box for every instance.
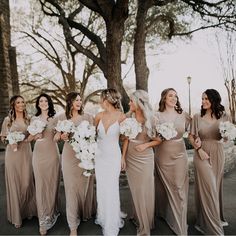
[31,116,61,231]
[154,111,190,235]
[58,113,96,230]
[0,117,36,226]
[190,112,230,235]
[125,125,155,236]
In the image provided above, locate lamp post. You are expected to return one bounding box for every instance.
[187,76,192,116]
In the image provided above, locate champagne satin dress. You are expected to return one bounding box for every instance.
[126,125,155,235]
[190,112,230,235]
[154,112,190,235]
[1,117,36,226]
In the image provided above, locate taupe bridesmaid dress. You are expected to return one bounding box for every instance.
[0,117,36,226]
[154,111,190,235]
[126,125,155,236]
[31,116,61,232]
[190,113,230,235]
[58,113,96,230]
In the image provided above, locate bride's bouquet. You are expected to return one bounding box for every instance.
[120,118,142,139]
[219,121,236,141]
[69,120,97,177]
[6,131,25,151]
[27,119,47,135]
[156,122,177,140]
[55,120,74,133]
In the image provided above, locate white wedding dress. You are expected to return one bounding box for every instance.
[95,120,125,236]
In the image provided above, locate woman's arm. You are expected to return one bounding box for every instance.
[135,138,162,152]
[121,138,129,171]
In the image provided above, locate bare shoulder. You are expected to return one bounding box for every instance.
[95,111,104,125]
[118,112,126,123]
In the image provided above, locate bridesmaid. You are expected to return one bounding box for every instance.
[29,93,60,235]
[0,95,36,228]
[189,89,230,235]
[122,90,157,236]
[154,88,190,235]
[54,91,96,236]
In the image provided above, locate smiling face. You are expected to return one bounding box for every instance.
[72,95,82,111]
[165,89,178,108]
[38,96,49,112]
[202,92,211,110]
[14,97,25,113]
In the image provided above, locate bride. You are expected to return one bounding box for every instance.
[94,88,126,236]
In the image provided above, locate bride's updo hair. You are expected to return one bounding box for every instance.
[130,90,154,138]
[101,88,123,111]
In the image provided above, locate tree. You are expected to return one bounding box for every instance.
[133,0,236,91]
[11,1,104,108]
[38,0,236,110]
[39,0,130,110]
[216,32,236,123]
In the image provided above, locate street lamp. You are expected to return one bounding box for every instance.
[187,76,192,116]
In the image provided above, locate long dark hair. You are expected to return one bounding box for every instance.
[158,88,183,114]
[65,92,83,119]
[35,93,56,118]
[201,89,225,119]
[8,95,29,127]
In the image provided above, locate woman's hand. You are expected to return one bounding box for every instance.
[194,137,202,149]
[135,143,147,152]
[121,157,126,171]
[198,148,210,160]
[34,133,43,140]
[53,132,61,142]
[10,143,18,152]
[60,132,69,141]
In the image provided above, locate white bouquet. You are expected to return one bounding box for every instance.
[27,119,47,135]
[120,118,142,139]
[219,121,236,141]
[156,122,177,140]
[55,120,74,133]
[6,131,25,151]
[70,120,97,177]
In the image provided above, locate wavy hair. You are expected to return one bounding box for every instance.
[8,95,29,128]
[158,88,183,114]
[35,93,56,119]
[100,88,123,111]
[65,92,83,119]
[130,90,154,138]
[201,89,225,119]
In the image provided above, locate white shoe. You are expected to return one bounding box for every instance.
[221,221,229,227]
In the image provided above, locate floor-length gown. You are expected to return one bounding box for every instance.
[95,120,124,236]
[154,112,190,235]
[190,113,230,235]
[126,126,155,235]
[0,117,36,226]
[32,116,61,231]
[59,113,96,230]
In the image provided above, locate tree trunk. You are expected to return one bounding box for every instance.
[106,20,129,112]
[134,0,152,91]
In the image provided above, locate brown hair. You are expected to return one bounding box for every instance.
[8,95,29,127]
[65,92,83,119]
[158,88,183,114]
[100,88,123,111]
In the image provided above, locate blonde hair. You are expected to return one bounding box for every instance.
[130,90,154,138]
[101,88,123,111]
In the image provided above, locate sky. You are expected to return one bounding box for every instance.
[146,30,229,112]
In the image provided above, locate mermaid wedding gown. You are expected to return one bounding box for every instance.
[95,120,125,235]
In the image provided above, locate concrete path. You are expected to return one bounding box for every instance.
[0,151,235,235]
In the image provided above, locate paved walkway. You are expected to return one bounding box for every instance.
[0,150,235,235]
